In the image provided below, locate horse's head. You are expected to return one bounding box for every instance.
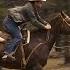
[50,12,70,35]
[61,11,70,24]
[49,13,63,35]
[60,11,70,34]
[61,11,68,19]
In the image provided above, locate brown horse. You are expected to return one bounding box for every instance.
[0,11,70,70]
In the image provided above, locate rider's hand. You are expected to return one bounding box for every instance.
[45,23,51,30]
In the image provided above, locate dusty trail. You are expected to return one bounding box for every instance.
[1,57,70,70]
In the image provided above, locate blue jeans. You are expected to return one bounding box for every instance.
[3,16,22,54]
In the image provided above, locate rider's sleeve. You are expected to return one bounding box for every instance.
[8,6,25,22]
[25,9,46,29]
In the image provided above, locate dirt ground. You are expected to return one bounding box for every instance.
[1,48,70,70]
[44,57,70,70]
[1,57,70,70]
[43,48,70,70]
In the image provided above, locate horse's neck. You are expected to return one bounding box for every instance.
[50,14,62,26]
[60,11,70,24]
[58,14,70,34]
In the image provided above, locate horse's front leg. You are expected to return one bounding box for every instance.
[26,63,42,70]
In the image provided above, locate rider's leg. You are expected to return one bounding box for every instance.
[2,16,22,59]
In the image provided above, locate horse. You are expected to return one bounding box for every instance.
[0,11,70,70]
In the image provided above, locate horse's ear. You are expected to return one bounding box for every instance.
[61,11,67,18]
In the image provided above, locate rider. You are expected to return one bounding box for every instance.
[2,0,51,59]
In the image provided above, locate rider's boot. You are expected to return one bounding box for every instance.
[2,51,16,61]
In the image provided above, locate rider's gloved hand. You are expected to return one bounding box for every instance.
[44,23,51,30]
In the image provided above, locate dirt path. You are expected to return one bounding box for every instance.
[1,57,70,70]
[1,68,19,70]
[43,57,70,70]
[1,48,70,70]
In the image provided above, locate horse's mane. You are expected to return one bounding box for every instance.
[50,11,69,22]
[49,13,63,26]
[50,12,70,26]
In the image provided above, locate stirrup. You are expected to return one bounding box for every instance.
[2,55,8,59]
[2,54,16,61]
[2,51,16,61]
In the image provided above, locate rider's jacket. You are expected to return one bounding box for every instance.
[8,2,47,30]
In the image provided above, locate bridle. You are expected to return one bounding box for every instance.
[60,13,70,26]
